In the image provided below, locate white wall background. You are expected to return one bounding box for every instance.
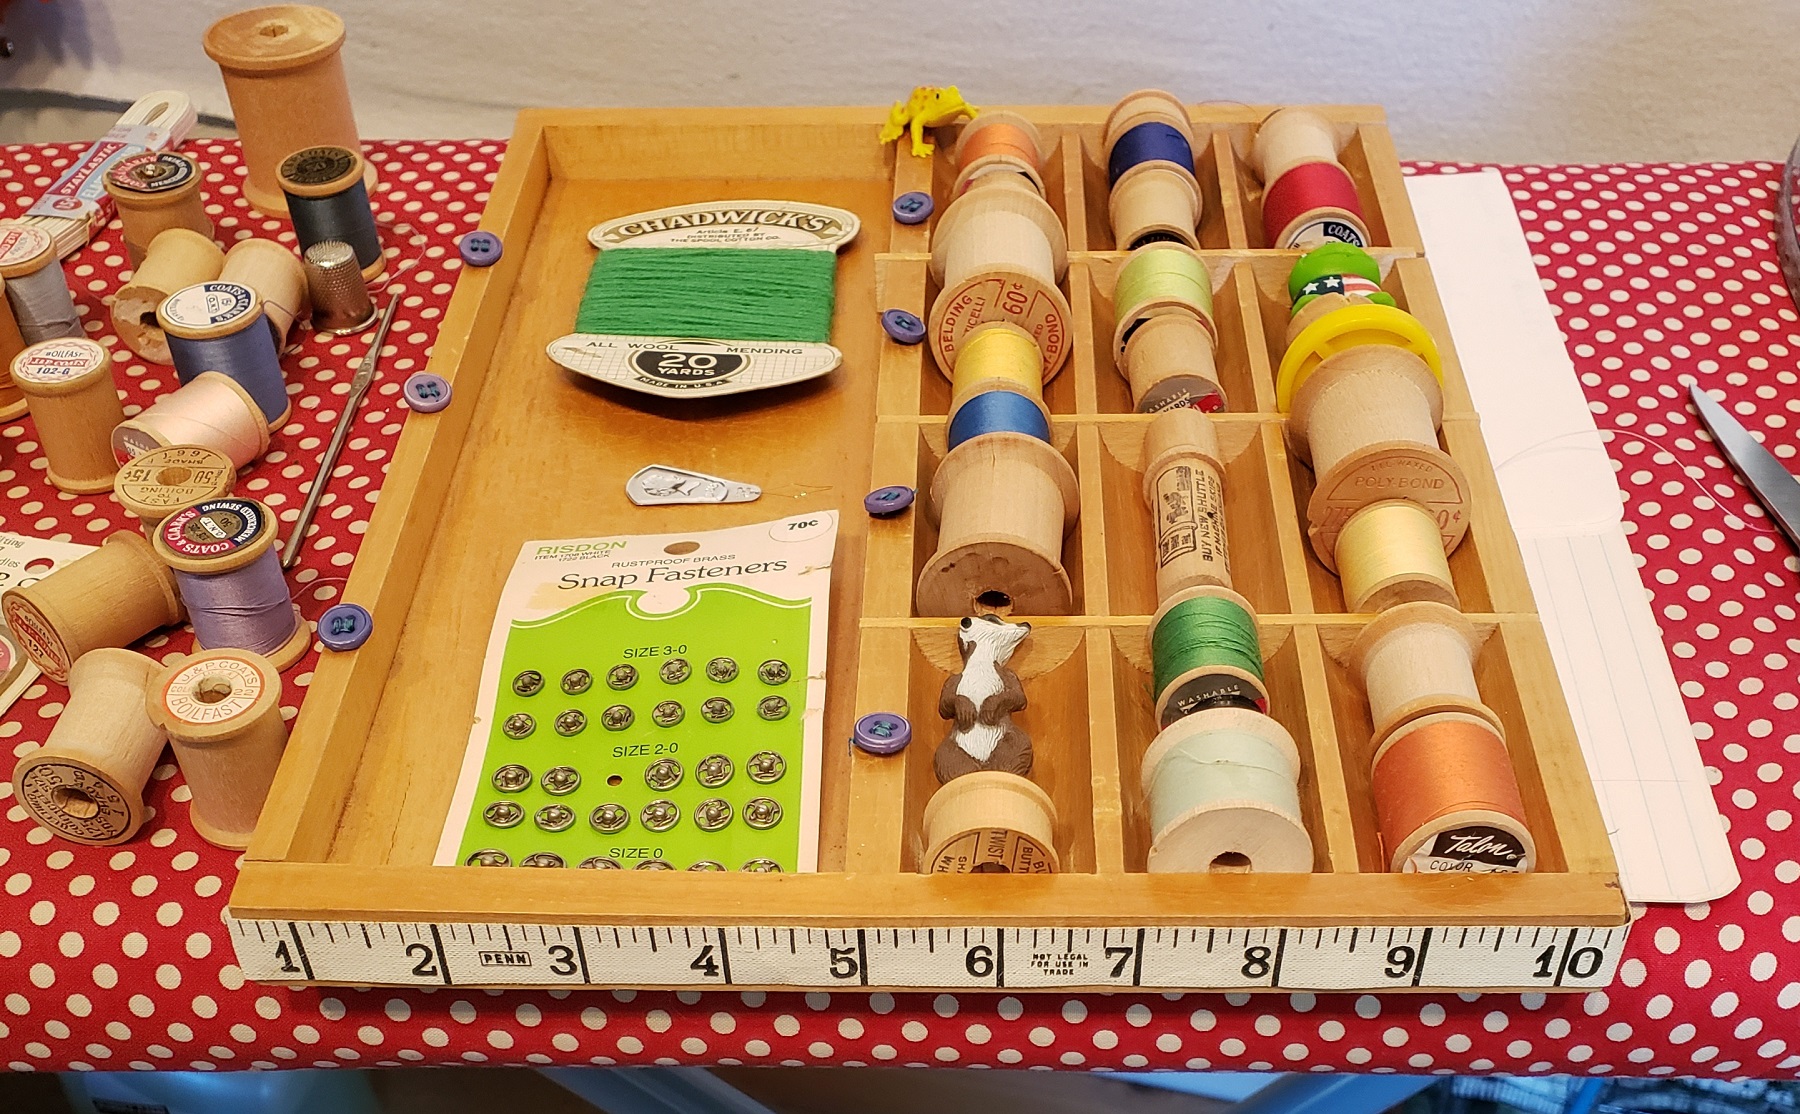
[3,0,1798,162]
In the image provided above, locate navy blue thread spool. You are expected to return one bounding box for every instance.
[278,145,385,282]
[1107,122,1194,187]
[152,497,309,672]
[157,281,290,428]
[945,384,1051,451]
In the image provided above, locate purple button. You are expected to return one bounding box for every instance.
[864,485,916,517]
[892,191,934,225]
[459,231,503,267]
[403,372,452,413]
[318,603,373,652]
[881,309,926,345]
[853,712,911,755]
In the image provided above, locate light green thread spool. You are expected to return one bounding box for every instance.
[1114,243,1214,353]
[575,247,838,342]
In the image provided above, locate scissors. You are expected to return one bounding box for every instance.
[1688,382,1800,554]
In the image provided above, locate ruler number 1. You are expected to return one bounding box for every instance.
[274,940,301,975]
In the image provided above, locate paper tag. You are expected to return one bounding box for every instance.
[548,335,841,400]
[25,123,173,221]
[588,200,859,252]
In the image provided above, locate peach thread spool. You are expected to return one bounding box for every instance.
[0,221,82,345]
[12,337,126,494]
[927,174,1071,383]
[1334,499,1459,613]
[114,445,238,541]
[112,371,272,470]
[1139,706,1312,873]
[1104,89,1202,251]
[1141,406,1231,600]
[1249,107,1370,249]
[220,238,311,348]
[1112,243,1223,412]
[952,111,1047,196]
[0,531,185,684]
[1371,710,1535,873]
[147,648,289,850]
[203,5,376,217]
[11,648,168,846]
[1348,600,1503,752]
[153,497,309,671]
[102,151,213,269]
[111,228,225,365]
[920,771,1058,874]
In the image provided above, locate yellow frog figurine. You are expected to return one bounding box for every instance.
[880,86,979,158]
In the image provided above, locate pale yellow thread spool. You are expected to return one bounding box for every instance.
[220,238,310,348]
[147,648,288,850]
[1335,500,1459,613]
[0,531,185,684]
[948,321,1049,424]
[111,228,225,365]
[12,337,127,494]
[1141,406,1231,598]
[1348,600,1503,752]
[114,445,238,541]
[921,770,1058,874]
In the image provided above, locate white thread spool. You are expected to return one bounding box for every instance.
[147,648,288,850]
[920,771,1059,874]
[111,371,272,470]
[114,445,238,540]
[12,337,126,494]
[928,174,1071,382]
[1141,406,1231,598]
[0,222,82,344]
[111,228,226,364]
[1250,107,1344,187]
[220,238,310,347]
[11,648,167,846]
[1139,707,1312,873]
[1349,600,1502,750]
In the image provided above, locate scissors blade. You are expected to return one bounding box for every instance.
[1689,382,1800,552]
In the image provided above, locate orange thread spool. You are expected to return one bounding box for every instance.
[1370,712,1535,874]
[953,113,1046,195]
[958,122,1040,173]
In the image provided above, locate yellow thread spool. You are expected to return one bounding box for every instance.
[1335,500,1459,613]
[948,322,1047,425]
[1111,243,1215,365]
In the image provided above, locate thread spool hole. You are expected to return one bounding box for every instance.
[156,466,193,486]
[258,21,290,38]
[52,786,100,820]
[972,862,1010,874]
[193,674,236,705]
[974,590,1012,614]
[1209,851,1252,873]
[139,311,159,331]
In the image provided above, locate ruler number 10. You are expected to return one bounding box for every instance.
[1536,943,1605,981]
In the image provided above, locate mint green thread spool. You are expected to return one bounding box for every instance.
[1138,707,1311,873]
[1111,243,1215,363]
[1149,586,1267,727]
[575,247,838,342]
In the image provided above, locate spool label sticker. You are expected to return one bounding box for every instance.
[162,656,264,725]
[279,146,359,189]
[159,281,258,330]
[15,760,136,843]
[1404,825,1530,874]
[931,274,1069,377]
[115,448,235,509]
[0,531,99,688]
[1277,217,1368,250]
[106,151,196,194]
[926,826,1056,875]
[1308,452,1470,559]
[160,498,263,558]
[12,339,105,383]
[1153,464,1229,578]
[0,223,53,268]
[548,336,843,400]
[589,200,860,252]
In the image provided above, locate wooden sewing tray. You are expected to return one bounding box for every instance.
[227,105,1629,993]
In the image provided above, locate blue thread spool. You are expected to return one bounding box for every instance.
[278,145,385,281]
[1107,122,1194,187]
[945,386,1051,451]
[152,497,309,672]
[157,281,290,427]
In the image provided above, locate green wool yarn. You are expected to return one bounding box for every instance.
[574,247,838,343]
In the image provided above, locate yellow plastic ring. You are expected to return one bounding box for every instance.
[1274,303,1443,412]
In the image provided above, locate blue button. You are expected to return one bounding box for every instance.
[459,231,503,267]
[881,308,926,345]
[864,485,916,517]
[853,712,912,755]
[892,191,934,225]
[403,372,452,413]
[318,603,373,652]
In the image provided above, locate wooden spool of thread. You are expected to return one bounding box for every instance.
[103,151,213,268]
[220,238,310,347]
[1280,310,1468,563]
[1336,500,1458,613]
[1251,108,1370,249]
[1103,89,1196,155]
[1149,585,1267,726]
[1139,706,1312,873]
[1111,242,1215,361]
[157,280,290,428]
[918,429,1080,617]
[946,323,1050,436]
[11,648,167,846]
[928,174,1071,382]
[1103,90,1201,251]
[147,648,288,850]
[111,371,272,470]
[1141,407,1231,599]
[0,277,27,420]
[952,111,1046,196]
[1372,710,1535,873]
[111,228,225,365]
[0,222,82,345]
[1121,313,1223,414]
[114,445,238,540]
[278,145,385,281]
[203,5,375,217]
[12,337,126,494]
[0,531,185,684]
[1350,600,1503,752]
[920,771,1058,874]
[153,497,308,671]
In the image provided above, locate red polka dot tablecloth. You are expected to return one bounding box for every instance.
[0,140,1796,1078]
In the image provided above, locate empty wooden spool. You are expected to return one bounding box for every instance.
[0,531,185,684]
[1121,310,1223,414]
[920,770,1058,874]
[114,445,238,540]
[11,648,167,846]
[220,238,310,347]
[928,174,1071,382]
[147,648,288,850]
[1110,163,1202,251]
[112,228,226,365]
[1141,406,1231,599]
[12,337,127,494]
[1348,600,1503,751]
[1139,706,1312,873]
[103,151,213,268]
[917,432,1080,617]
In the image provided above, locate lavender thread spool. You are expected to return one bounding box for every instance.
[279,146,385,281]
[156,280,290,427]
[151,496,308,671]
[0,222,82,343]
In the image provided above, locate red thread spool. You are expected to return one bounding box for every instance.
[1370,711,1535,874]
[1261,162,1369,250]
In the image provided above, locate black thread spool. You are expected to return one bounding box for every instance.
[277,145,384,282]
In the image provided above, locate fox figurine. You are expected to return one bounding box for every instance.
[934,614,1033,783]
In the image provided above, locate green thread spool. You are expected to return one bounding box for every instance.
[1111,243,1215,362]
[1150,587,1267,726]
[575,247,838,342]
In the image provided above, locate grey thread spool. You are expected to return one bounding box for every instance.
[303,241,375,333]
[0,222,82,343]
[278,145,384,280]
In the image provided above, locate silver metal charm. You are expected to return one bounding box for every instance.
[626,465,760,506]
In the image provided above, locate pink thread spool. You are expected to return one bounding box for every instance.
[111,371,271,469]
[152,497,307,671]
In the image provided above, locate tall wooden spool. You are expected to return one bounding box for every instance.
[147,648,288,849]
[1141,407,1231,599]
[0,531,185,684]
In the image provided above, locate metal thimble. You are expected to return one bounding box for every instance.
[303,240,377,333]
